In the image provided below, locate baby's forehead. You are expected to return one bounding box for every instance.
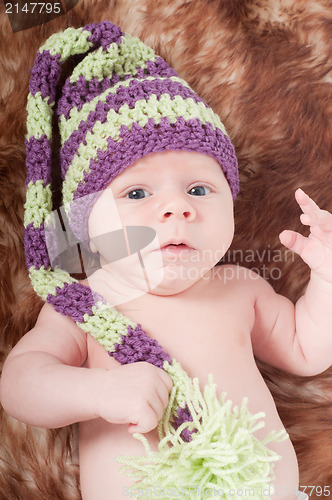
[111,150,224,182]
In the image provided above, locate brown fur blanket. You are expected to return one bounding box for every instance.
[1,1,332,498]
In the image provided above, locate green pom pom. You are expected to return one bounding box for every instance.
[117,373,288,500]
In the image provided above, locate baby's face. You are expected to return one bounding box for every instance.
[88,150,234,295]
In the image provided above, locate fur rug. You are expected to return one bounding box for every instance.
[1,0,332,498]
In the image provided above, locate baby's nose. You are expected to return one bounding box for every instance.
[159,196,196,221]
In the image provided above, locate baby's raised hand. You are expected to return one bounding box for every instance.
[280,189,332,283]
[97,362,173,434]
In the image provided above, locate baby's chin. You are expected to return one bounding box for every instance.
[147,265,213,296]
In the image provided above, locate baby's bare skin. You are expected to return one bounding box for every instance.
[79,265,299,499]
[2,152,332,500]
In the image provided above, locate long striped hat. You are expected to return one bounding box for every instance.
[24,19,240,341]
[23,21,286,494]
[25,21,238,245]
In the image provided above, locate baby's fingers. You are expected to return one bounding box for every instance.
[300,210,332,230]
[279,229,306,256]
[296,189,332,230]
[128,404,159,434]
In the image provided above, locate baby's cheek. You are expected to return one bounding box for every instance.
[235,330,246,347]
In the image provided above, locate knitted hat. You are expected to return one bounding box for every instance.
[23,22,286,495]
[25,20,238,248]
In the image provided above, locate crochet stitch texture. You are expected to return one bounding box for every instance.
[24,21,286,499]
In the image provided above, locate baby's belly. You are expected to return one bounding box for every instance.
[80,334,299,498]
[177,337,300,496]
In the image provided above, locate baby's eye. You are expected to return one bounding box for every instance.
[126,188,150,200]
[188,185,211,196]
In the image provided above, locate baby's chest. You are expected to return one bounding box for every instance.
[86,293,256,385]
[154,302,255,381]
[152,285,254,343]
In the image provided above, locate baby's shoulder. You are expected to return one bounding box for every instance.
[35,301,88,361]
[8,300,88,368]
[212,264,273,301]
[37,300,81,330]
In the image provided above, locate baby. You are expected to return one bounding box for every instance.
[1,21,331,500]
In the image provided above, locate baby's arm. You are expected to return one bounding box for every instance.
[0,302,172,431]
[251,189,332,376]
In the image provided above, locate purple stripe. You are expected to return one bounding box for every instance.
[172,404,196,442]
[58,59,177,121]
[25,135,52,187]
[46,281,99,322]
[24,223,51,270]
[68,116,238,242]
[141,57,177,79]
[102,77,205,109]
[29,22,124,101]
[29,50,61,101]
[110,325,172,368]
[57,74,122,119]
[60,78,208,175]
[82,21,124,50]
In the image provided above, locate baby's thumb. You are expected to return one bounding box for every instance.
[279,230,305,256]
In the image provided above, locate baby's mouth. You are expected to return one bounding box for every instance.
[160,242,194,254]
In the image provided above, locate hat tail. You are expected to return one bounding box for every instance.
[23,22,130,339]
[24,21,125,281]
[23,21,169,367]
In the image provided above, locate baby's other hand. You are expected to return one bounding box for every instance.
[97,362,173,434]
[279,189,332,283]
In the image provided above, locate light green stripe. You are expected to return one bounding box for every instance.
[60,76,193,144]
[29,266,76,300]
[78,303,136,351]
[69,33,156,84]
[62,94,227,204]
[24,180,52,228]
[26,92,53,140]
[163,360,189,409]
[39,27,93,61]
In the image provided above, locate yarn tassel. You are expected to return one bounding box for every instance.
[117,363,288,500]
